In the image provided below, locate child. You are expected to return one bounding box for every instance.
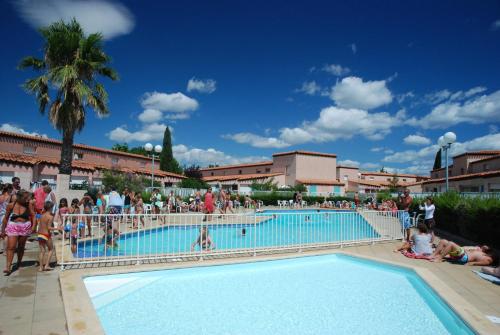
[69,198,85,239]
[133,194,144,229]
[394,223,433,256]
[56,198,69,238]
[37,201,57,271]
[191,226,215,251]
[104,223,119,249]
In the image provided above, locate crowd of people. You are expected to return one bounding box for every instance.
[0,178,498,281]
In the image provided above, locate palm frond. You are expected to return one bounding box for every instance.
[18,56,45,70]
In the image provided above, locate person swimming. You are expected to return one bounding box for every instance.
[191,227,215,251]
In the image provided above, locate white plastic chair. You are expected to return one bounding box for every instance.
[302,200,307,207]
[143,203,152,214]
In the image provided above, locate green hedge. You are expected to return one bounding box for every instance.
[249,192,351,206]
[407,192,500,249]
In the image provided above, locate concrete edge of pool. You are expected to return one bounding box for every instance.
[59,247,497,335]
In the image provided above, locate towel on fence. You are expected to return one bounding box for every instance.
[402,251,432,260]
[473,270,500,285]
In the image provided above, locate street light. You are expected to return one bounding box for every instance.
[437,132,456,192]
[144,143,162,188]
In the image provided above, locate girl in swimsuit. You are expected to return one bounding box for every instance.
[1,190,35,274]
[133,194,144,229]
[79,193,94,237]
[0,184,13,254]
[38,201,56,271]
[191,227,215,251]
[56,198,69,238]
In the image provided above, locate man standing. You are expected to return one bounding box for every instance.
[398,189,413,241]
[108,187,123,214]
[34,180,56,224]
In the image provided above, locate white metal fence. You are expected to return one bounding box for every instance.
[58,210,405,269]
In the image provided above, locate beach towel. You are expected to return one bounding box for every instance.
[473,270,500,285]
[402,251,432,260]
[486,315,500,324]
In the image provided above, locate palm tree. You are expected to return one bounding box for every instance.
[19,19,118,175]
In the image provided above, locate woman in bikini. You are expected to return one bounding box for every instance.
[1,190,36,274]
[79,193,94,237]
[0,184,13,254]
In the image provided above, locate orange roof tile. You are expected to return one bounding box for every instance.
[203,172,282,182]
[360,171,429,178]
[295,178,344,186]
[453,151,500,159]
[422,170,500,184]
[200,161,273,171]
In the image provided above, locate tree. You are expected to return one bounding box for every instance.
[179,178,209,189]
[184,165,203,179]
[379,166,387,173]
[433,149,442,170]
[111,143,129,153]
[250,179,278,191]
[388,173,399,192]
[19,19,118,175]
[159,127,182,174]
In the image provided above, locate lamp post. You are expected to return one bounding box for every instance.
[437,132,457,192]
[144,143,163,188]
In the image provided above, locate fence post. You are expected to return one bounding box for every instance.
[253,213,257,257]
[136,214,141,265]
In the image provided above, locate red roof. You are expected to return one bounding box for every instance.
[422,170,500,184]
[296,178,344,186]
[336,165,359,169]
[203,172,282,182]
[0,130,155,161]
[360,171,429,179]
[272,150,337,158]
[200,161,273,171]
[453,151,500,159]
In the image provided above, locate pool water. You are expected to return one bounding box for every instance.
[76,210,379,258]
[84,254,474,335]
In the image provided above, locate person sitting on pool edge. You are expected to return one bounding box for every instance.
[430,240,498,266]
[393,222,432,256]
[191,226,215,251]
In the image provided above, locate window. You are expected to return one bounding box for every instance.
[343,175,348,181]
[484,164,490,171]
[265,168,271,173]
[140,161,146,168]
[239,170,242,174]
[73,152,83,160]
[387,178,391,181]
[369,177,374,180]
[23,145,36,154]
[460,168,464,175]
[256,170,261,173]
[211,172,214,176]
[111,157,119,165]
[402,178,407,181]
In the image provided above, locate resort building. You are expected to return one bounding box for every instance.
[422,151,500,192]
[201,150,344,195]
[0,131,185,189]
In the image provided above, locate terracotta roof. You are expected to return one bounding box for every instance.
[354,180,383,188]
[431,166,452,172]
[360,171,429,179]
[336,165,359,170]
[468,154,500,165]
[452,151,500,159]
[272,150,337,158]
[295,179,344,186]
[203,172,282,182]
[422,170,500,184]
[351,179,412,188]
[0,130,155,161]
[200,161,273,171]
[0,152,185,178]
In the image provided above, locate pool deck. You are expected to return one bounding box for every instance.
[1,239,500,334]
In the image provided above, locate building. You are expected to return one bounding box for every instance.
[200,151,344,195]
[423,151,500,192]
[0,131,185,190]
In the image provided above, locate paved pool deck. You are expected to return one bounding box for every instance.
[1,239,500,334]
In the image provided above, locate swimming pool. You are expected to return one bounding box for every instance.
[75,210,380,258]
[84,254,474,335]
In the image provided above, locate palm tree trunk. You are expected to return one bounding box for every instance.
[59,128,75,175]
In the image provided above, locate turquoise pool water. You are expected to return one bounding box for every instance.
[84,254,474,335]
[76,210,378,258]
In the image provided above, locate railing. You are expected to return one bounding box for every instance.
[145,187,207,198]
[58,210,405,269]
[390,192,500,199]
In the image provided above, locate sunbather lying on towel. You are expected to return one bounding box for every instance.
[481,266,500,278]
[430,240,498,266]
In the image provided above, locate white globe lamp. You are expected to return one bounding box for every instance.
[144,143,153,152]
[437,136,445,147]
[444,132,456,144]
[154,145,163,153]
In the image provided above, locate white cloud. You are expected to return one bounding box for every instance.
[361,162,380,170]
[141,92,198,113]
[173,144,268,166]
[137,109,162,123]
[222,133,290,149]
[383,133,500,165]
[226,105,405,148]
[295,81,321,95]
[424,86,487,105]
[338,159,359,167]
[322,64,350,76]
[108,123,168,143]
[403,134,431,146]
[371,147,384,152]
[186,78,217,94]
[409,90,500,129]
[397,91,415,104]
[14,0,134,40]
[0,123,47,137]
[491,19,500,30]
[330,76,393,110]
[350,43,357,54]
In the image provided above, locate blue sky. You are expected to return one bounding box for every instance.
[1,0,499,174]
